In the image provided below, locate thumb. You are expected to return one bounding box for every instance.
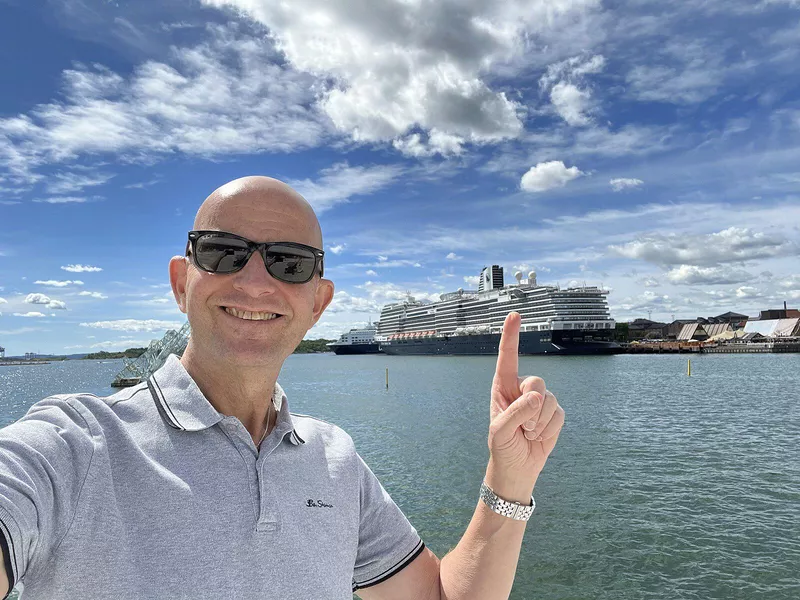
[491,391,543,441]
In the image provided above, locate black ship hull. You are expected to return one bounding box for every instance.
[330,343,382,355]
[380,330,619,356]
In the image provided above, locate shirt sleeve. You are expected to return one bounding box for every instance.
[351,453,425,591]
[0,396,96,593]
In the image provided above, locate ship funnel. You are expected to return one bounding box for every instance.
[514,271,523,284]
[528,271,537,286]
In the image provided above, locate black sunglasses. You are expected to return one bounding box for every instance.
[186,230,324,283]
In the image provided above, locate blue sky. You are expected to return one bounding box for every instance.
[1,0,799,355]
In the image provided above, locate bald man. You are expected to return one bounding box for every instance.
[0,177,564,599]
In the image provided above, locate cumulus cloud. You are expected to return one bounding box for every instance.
[666,265,755,285]
[609,227,798,266]
[550,83,592,126]
[328,244,345,255]
[610,178,644,191]
[25,293,51,305]
[446,252,461,260]
[25,294,67,316]
[202,0,602,148]
[62,264,102,273]
[80,319,184,332]
[0,298,7,304]
[540,54,605,126]
[288,163,402,213]
[464,275,481,286]
[78,291,109,299]
[35,280,83,287]
[25,293,67,309]
[326,291,382,314]
[520,160,583,192]
[365,270,377,276]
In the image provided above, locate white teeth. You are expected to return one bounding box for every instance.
[225,307,278,321]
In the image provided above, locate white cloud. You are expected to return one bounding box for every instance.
[25,293,51,305]
[520,160,584,192]
[610,178,644,191]
[13,312,47,318]
[78,291,109,299]
[365,270,378,276]
[328,244,345,255]
[289,163,403,213]
[0,298,7,304]
[35,280,83,287]
[25,293,68,309]
[32,197,92,204]
[201,0,601,147]
[464,275,481,286]
[326,291,382,314]
[666,265,755,285]
[609,227,798,266]
[46,171,115,194]
[446,252,461,260]
[62,264,102,273]
[0,24,325,183]
[393,129,466,158]
[80,319,184,332]
[540,54,604,126]
[550,83,592,126]
[88,339,151,350]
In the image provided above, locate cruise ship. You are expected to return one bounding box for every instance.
[376,266,619,355]
[327,323,382,355]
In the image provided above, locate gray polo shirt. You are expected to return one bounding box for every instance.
[0,355,423,599]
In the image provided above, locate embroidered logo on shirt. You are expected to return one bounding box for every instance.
[306,499,333,508]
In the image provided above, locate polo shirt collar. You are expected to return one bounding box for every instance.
[148,354,304,445]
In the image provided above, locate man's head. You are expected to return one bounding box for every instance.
[169,176,334,370]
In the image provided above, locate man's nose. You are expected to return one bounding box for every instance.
[231,251,279,295]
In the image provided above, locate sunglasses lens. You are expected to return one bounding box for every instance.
[265,244,317,283]
[194,234,251,273]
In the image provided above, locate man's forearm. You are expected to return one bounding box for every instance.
[438,465,534,600]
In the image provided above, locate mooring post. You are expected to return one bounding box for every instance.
[385,367,389,389]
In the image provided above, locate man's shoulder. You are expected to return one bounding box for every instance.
[289,413,357,452]
[23,381,154,428]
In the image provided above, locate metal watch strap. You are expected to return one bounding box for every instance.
[479,481,535,521]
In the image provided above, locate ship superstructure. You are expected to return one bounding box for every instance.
[376,266,618,355]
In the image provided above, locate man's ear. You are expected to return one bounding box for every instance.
[169,256,189,314]
[311,278,335,325]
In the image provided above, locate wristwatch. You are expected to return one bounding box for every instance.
[479,481,535,521]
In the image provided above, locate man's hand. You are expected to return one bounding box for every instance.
[486,312,565,501]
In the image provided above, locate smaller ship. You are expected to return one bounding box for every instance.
[327,323,382,355]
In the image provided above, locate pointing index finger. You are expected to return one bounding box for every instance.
[495,311,520,384]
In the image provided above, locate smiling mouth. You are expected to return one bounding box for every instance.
[223,307,281,321]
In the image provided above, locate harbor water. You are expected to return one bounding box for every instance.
[0,353,798,599]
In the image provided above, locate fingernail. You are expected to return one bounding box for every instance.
[522,419,537,431]
[535,435,543,442]
[524,430,537,440]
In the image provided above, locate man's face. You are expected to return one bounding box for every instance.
[170,186,334,368]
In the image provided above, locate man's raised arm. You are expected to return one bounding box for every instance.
[358,311,565,600]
